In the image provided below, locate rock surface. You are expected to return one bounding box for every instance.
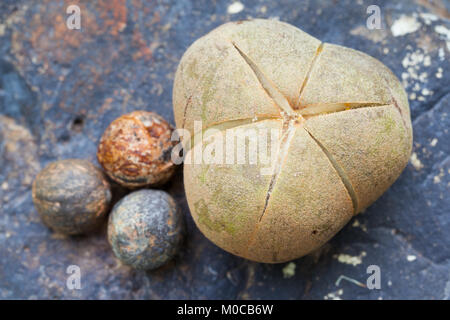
[0,0,449,299]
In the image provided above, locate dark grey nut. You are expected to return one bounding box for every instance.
[32,159,112,235]
[107,189,184,270]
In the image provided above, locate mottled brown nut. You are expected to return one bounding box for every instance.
[97,111,176,188]
[32,159,112,235]
[107,189,184,270]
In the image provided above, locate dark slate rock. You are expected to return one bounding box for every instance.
[0,0,449,299]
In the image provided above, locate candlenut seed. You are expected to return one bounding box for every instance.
[32,159,112,235]
[97,111,177,188]
[107,189,183,270]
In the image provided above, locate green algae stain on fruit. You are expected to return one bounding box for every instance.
[195,199,221,232]
[197,165,210,185]
[186,58,199,80]
[379,114,396,134]
[195,199,238,235]
[369,113,405,159]
[199,54,229,123]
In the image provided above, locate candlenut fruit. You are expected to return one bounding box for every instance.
[173,19,412,263]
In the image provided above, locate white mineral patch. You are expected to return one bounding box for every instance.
[391,15,421,37]
[433,168,445,184]
[334,252,366,266]
[419,13,438,25]
[421,88,432,96]
[401,49,431,93]
[438,48,445,61]
[444,278,450,300]
[352,219,367,232]
[435,25,450,51]
[227,2,244,15]
[402,50,425,68]
[324,289,343,300]
[430,138,438,147]
[282,262,296,278]
[410,152,424,170]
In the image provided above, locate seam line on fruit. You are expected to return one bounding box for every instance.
[299,102,387,118]
[245,119,297,254]
[295,42,324,109]
[260,120,297,222]
[231,42,296,118]
[383,78,408,131]
[304,128,359,215]
[181,94,193,130]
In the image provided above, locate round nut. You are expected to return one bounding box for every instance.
[107,189,183,270]
[97,111,176,188]
[32,159,112,235]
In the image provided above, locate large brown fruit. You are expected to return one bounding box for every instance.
[173,19,412,263]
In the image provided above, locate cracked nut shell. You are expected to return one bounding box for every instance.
[107,189,183,270]
[97,111,177,188]
[173,19,413,263]
[32,159,112,235]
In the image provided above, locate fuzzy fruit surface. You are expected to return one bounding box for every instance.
[32,159,112,235]
[97,111,177,188]
[107,189,184,270]
[173,19,413,263]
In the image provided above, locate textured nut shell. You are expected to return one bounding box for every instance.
[32,159,111,235]
[297,43,412,137]
[173,19,320,136]
[97,111,176,188]
[304,105,411,213]
[107,189,183,270]
[174,19,413,263]
[184,120,281,256]
[185,123,354,263]
[245,128,354,263]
